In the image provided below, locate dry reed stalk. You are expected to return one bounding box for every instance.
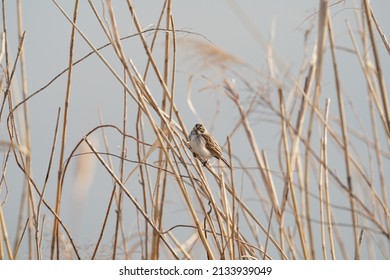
[16,0,35,258]
[92,2,132,255]
[363,0,390,139]
[60,124,143,259]
[303,0,329,260]
[331,211,349,259]
[13,219,29,259]
[0,202,13,259]
[191,167,229,259]
[227,136,237,258]
[347,20,390,242]
[207,191,258,259]
[107,68,129,259]
[90,118,118,259]
[150,0,173,259]
[126,1,172,104]
[141,0,169,80]
[367,94,390,240]
[261,150,288,257]
[3,30,35,259]
[327,10,360,259]
[322,99,335,259]
[85,7,157,259]
[219,173,231,258]
[84,137,181,258]
[9,26,203,118]
[36,108,61,259]
[51,0,79,260]
[52,1,142,111]
[0,1,10,119]
[133,102,150,259]
[368,5,390,56]
[287,40,316,157]
[318,99,329,259]
[224,82,271,208]
[223,82,288,259]
[207,164,288,259]
[168,15,177,120]
[287,43,316,230]
[11,169,81,259]
[0,32,4,62]
[166,231,192,260]
[263,207,274,260]
[279,88,309,259]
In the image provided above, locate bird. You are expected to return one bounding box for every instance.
[189,123,231,168]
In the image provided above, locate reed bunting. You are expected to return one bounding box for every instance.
[189,123,230,168]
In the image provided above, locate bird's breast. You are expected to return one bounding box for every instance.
[190,135,212,159]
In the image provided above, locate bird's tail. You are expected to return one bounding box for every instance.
[220,157,231,169]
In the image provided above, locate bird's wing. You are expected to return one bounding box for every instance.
[201,133,222,158]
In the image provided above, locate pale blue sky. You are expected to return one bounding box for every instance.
[2,1,389,259]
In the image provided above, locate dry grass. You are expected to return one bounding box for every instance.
[0,0,389,259]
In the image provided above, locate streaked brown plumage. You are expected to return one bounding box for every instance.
[189,123,230,168]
